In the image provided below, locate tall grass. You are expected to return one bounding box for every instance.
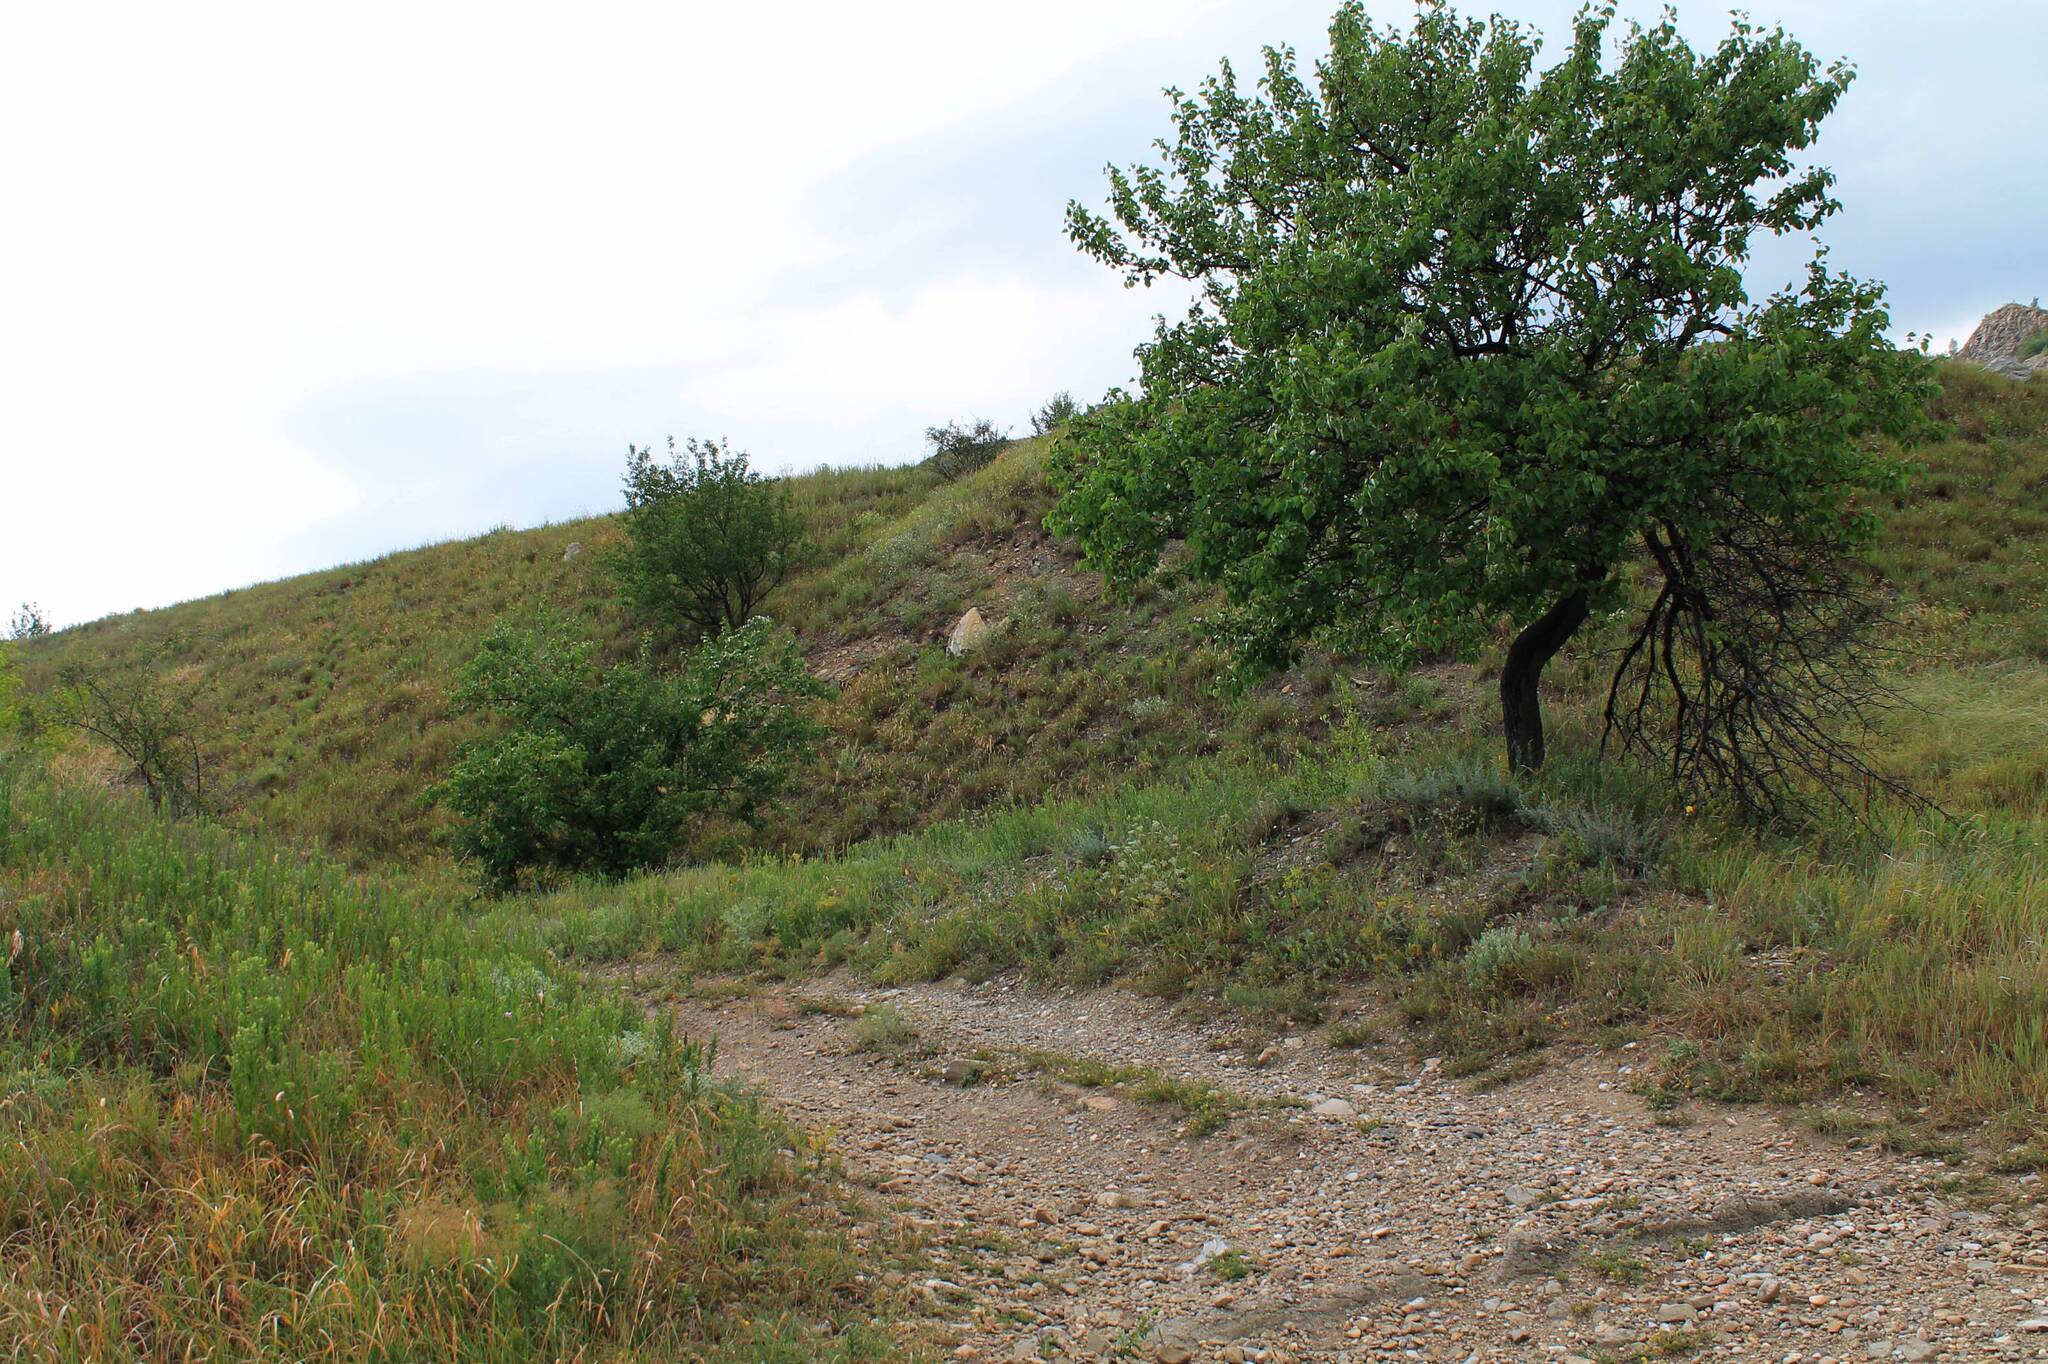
[0,757,911,1361]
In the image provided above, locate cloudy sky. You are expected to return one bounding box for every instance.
[4,0,2041,627]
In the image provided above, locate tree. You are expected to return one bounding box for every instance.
[609,438,811,638]
[922,419,1012,480]
[1053,1,1933,810]
[56,644,210,815]
[1031,392,1081,436]
[8,603,50,641]
[430,613,827,888]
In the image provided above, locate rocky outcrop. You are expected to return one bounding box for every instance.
[1958,302,2048,380]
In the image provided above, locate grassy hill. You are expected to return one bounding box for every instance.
[11,363,2048,1144]
[16,447,1339,866]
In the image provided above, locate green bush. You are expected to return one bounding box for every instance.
[609,437,811,638]
[2020,331,2048,360]
[1463,925,1537,991]
[1031,391,1081,436]
[431,613,826,887]
[922,418,1011,480]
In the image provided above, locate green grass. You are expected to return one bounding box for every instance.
[0,757,916,1361]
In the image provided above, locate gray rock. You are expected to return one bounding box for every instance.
[561,541,582,561]
[947,607,993,656]
[1311,1097,1357,1119]
[1898,1340,1939,1362]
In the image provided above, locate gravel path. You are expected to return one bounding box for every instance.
[625,969,2048,1362]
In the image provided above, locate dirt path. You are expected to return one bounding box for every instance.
[618,968,2048,1362]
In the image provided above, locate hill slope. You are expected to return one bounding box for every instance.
[18,446,1342,864]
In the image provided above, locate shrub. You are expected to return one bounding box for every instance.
[7,602,49,641]
[2021,331,2048,360]
[922,419,1011,481]
[1463,926,1536,991]
[609,438,811,638]
[55,642,210,815]
[1031,391,1081,436]
[431,613,827,888]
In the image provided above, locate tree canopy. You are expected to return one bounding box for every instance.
[1052,0,1934,809]
[609,438,811,639]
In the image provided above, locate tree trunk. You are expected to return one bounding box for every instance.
[1501,588,1591,775]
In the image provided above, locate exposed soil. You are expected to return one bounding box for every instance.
[612,967,2048,1362]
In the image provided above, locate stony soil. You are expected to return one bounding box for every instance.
[618,967,2048,1363]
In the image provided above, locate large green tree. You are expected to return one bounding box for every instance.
[1054,2,1933,808]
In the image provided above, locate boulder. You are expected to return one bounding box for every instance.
[561,542,583,562]
[946,607,992,656]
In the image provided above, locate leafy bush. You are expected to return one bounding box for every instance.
[1031,391,1081,436]
[2021,331,2048,360]
[432,613,826,888]
[922,418,1011,480]
[609,437,811,638]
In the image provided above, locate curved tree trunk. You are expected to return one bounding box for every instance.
[1501,588,1591,774]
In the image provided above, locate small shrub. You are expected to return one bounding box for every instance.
[55,642,211,816]
[852,1004,918,1054]
[923,419,1011,481]
[2020,331,2048,360]
[8,601,50,641]
[1031,391,1081,436]
[1462,926,1536,991]
[1382,756,1521,827]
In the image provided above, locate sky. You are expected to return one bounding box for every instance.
[3,1,2042,628]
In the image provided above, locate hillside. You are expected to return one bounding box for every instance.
[17,446,1341,865]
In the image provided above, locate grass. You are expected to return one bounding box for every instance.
[0,757,917,1361]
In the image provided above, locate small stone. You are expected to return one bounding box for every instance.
[1758,1277,1783,1304]
[1504,1185,1541,1209]
[1898,1339,1938,1362]
[1095,1189,1141,1209]
[1657,1303,1694,1324]
[2019,1318,2048,1332]
[1311,1098,1357,1119]
[947,607,993,656]
[1155,1348,1194,1364]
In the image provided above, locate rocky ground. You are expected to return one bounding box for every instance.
[617,967,2048,1362]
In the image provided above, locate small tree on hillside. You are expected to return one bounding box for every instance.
[8,602,50,641]
[923,419,1011,480]
[1032,392,1082,436]
[57,644,210,815]
[1054,1,1934,815]
[431,612,827,888]
[609,438,811,638]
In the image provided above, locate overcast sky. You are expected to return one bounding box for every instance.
[4,1,2041,627]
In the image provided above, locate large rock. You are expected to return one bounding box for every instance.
[946,607,992,656]
[1958,301,2048,380]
